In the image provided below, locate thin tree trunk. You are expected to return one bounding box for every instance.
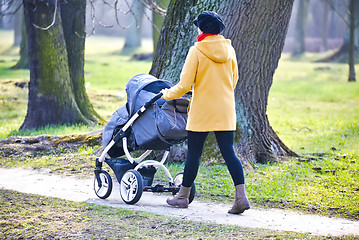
[12,12,28,69]
[13,1,22,46]
[348,0,356,82]
[321,0,329,52]
[21,0,90,129]
[292,0,308,56]
[152,0,169,52]
[124,0,145,49]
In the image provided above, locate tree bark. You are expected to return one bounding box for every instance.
[223,0,297,165]
[60,0,102,121]
[21,0,91,129]
[150,0,200,80]
[150,0,297,166]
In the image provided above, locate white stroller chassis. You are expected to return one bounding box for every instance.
[94,93,196,204]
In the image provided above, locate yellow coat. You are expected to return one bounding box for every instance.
[162,35,238,132]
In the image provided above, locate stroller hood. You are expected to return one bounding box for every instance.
[103,74,189,157]
[126,74,173,115]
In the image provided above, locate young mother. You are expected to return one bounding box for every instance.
[161,11,250,214]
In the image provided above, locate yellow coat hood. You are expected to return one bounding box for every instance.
[195,36,232,63]
[162,35,239,132]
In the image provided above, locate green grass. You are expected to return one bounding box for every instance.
[1,189,351,239]
[0,29,359,235]
[268,55,359,154]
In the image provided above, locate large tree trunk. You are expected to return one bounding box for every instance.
[150,0,199,80]
[21,0,91,129]
[151,0,297,166]
[225,0,297,165]
[60,0,102,121]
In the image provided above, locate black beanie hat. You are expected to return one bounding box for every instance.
[193,11,225,34]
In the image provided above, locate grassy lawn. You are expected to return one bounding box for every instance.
[2,189,343,240]
[0,29,359,238]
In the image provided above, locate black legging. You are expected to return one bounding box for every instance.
[182,131,245,188]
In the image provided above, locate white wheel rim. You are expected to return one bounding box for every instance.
[174,174,183,187]
[121,172,138,202]
[96,173,109,197]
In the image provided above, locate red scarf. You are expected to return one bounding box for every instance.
[197,33,217,42]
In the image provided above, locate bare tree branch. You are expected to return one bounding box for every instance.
[324,0,350,26]
[32,0,58,30]
[140,0,166,16]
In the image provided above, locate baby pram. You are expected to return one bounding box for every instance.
[94,74,196,204]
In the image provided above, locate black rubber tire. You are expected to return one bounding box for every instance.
[94,170,113,199]
[120,169,143,204]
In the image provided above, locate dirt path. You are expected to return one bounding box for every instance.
[1,167,358,237]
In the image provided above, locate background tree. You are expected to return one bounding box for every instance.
[150,0,297,166]
[292,0,309,56]
[320,0,358,82]
[11,14,28,69]
[348,0,356,81]
[152,0,169,52]
[21,0,101,129]
[124,0,145,49]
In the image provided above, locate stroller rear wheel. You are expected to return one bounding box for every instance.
[94,170,113,199]
[120,169,143,204]
[173,172,196,204]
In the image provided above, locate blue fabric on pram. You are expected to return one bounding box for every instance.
[102,74,189,157]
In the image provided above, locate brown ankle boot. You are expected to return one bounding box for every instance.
[167,185,191,208]
[228,184,250,214]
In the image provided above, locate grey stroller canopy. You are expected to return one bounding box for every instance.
[103,74,189,157]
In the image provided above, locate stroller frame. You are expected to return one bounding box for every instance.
[94,93,196,204]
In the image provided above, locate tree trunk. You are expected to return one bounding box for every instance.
[13,1,23,46]
[150,0,199,80]
[224,0,297,165]
[12,12,29,69]
[60,0,102,121]
[124,0,145,49]
[348,0,356,82]
[152,0,170,52]
[21,0,91,129]
[321,0,329,52]
[292,0,308,56]
[320,0,359,63]
[150,0,297,166]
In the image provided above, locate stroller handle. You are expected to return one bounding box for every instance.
[144,92,163,109]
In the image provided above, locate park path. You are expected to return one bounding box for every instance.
[1,167,359,238]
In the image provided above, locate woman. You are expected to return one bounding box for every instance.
[161,11,250,214]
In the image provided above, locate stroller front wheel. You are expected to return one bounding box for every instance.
[94,170,113,199]
[120,169,143,204]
